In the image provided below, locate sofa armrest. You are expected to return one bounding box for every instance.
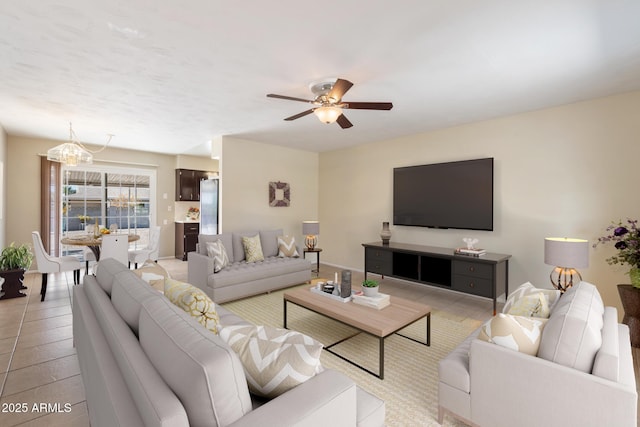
[470,338,637,427]
[187,252,214,290]
[229,370,357,427]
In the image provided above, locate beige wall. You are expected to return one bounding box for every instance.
[0,125,6,248]
[319,90,640,317]
[220,136,318,242]
[176,154,218,173]
[6,136,179,259]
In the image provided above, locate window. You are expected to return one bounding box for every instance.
[61,165,156,256]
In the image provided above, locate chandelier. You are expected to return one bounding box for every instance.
[47,123,114,166]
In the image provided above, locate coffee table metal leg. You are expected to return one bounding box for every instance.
[283,299,288,329]
[379,337,384,380]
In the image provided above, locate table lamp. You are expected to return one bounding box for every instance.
[302,221,319,250]
[544,237,589,292]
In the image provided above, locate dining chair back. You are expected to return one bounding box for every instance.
[100,234,129,266]
[128,226,161,268]
[31,231,82,301]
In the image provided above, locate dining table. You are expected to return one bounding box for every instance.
[61,233,140,261]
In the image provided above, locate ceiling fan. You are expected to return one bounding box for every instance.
[266,78,393,129]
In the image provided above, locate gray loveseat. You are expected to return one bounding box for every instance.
[438,281,637,427]
[188,229,312,303]
[73,258,385,427]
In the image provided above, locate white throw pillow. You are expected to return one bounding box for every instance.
[478,313,548,356]
[277,235,300,258]
[507,292,550,318]
[242,234,264,263]
[219,324,323,398]
[164,278,221,334]
[133,259,171,293]
[503,282,560,315]
[206,240,230,272]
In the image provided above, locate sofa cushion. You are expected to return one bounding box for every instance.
[111,269,163,336]
[438,327,481,393]
[538,281,604,373]
[198,232,233,261]
[84,278,189,427]
[133,260,170,292]
[259,229,283,258]
[592,307,621,381]
[139,297,252,427]
[164,278,220,334]
[503,282,561,314]
[95,257,129,296]
[242,234,265,263]
[478,313,547,356]
[208,256,312,289]
[219,324,324,399]
[507,292,550,318]
[205,240,230,272]
[232,231,259,262]
[277,235,300,258]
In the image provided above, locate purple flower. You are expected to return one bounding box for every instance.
[615,227,629,237]
[615,241,628,250]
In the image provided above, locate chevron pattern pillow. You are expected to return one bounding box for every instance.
[277,235,299,257]
[503,282,560,315]
[219,324,323,398]
[164,278,220,334]
[478,313,548,355]
[205,240,230,272]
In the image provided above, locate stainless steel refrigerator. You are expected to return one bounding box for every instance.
[199,178,219,235]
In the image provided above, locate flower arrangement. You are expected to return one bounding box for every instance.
[187,206,200,220]
[78,215,92,223]
[593,218,640,269]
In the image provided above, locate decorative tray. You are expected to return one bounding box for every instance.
[310,286,354,303]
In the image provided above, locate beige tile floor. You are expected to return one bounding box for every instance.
[0,259,637,426]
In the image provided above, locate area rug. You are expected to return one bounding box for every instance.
[221,284,481,427]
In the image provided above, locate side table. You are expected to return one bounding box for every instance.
[618,284,640,347]
[303,248,322,275]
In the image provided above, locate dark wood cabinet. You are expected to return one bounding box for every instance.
[175,222,199,260]
[175,169,211,201]
[363,242,511,314]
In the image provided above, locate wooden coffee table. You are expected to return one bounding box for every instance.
[283,286,431,379]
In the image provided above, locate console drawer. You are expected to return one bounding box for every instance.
[365,248,392,275]
[452,260,493,280]
[452,275,493,298]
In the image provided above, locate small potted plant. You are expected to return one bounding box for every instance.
[0,242,34,300]
[362,279,380,297]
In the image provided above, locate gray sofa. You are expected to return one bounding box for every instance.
[188,229,312,303]
[438,281,637,427]
[73,258,385,427]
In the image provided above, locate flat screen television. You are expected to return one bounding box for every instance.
[393,158,494,231]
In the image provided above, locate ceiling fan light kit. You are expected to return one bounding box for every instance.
[267,78,393,129]
[314,106,343,124]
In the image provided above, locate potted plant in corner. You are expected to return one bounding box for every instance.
[593,218,640,346]
[362,279,380,297]
[0,242,34,300]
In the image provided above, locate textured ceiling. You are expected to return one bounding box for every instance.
[1,1,640,156]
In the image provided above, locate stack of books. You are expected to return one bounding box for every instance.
[352,292,391,309]
[454,247,487,257]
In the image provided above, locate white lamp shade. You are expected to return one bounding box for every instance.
[544,237,589,268]
[302,221,319,235]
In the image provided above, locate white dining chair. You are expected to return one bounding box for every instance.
[128,226,161,268]
[31,231,82,301]
[99,234,129,267]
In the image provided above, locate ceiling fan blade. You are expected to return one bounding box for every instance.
[284,109,315,121]
[343,102,393,110]
[337,114,353,129]
[267,94,315,103]
[328,79,353,102]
